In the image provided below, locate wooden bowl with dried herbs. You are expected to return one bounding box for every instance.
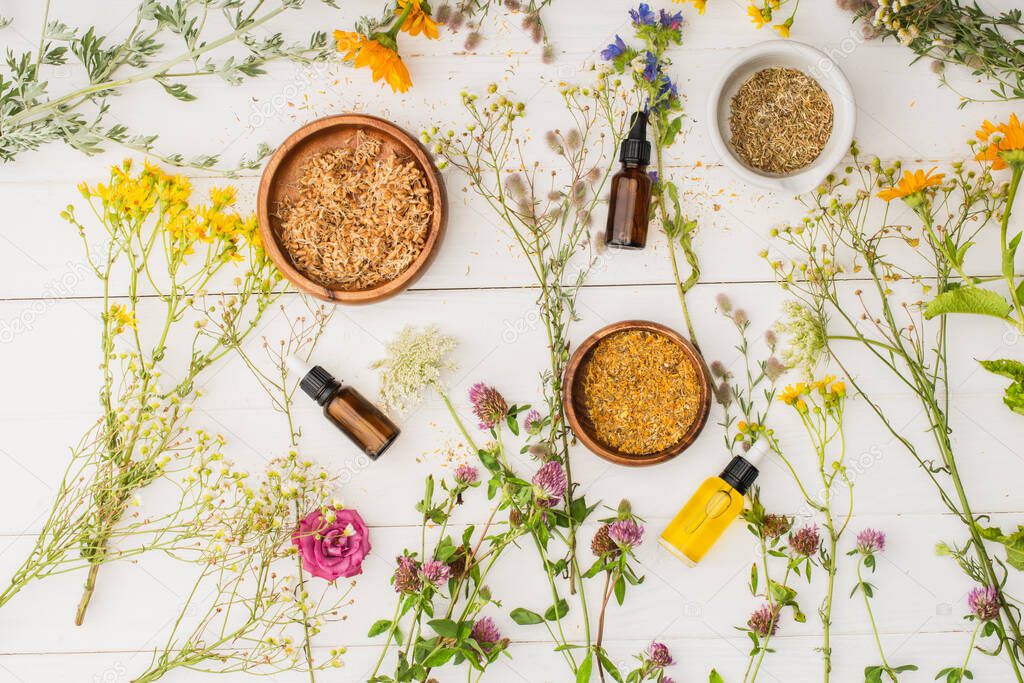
[563,321,711,466]
[258,114,446,304]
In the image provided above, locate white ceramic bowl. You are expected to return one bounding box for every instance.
[707,40,856,194]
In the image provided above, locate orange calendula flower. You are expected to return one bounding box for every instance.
[975,114,1024,170]
[333,30,364,60]
[397,0,440,39]
[748,5,769,28]
[877,167,945,202]
[333,30,412,93]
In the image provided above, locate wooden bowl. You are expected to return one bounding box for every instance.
[257,114,446,304]
[563,320,711,466]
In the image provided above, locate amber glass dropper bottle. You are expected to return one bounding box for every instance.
[287,356,400,459]
[605,110,653,249]
[659,440,769,565]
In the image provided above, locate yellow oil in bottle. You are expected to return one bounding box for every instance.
[659,477,744,565]
[659,441,769,566]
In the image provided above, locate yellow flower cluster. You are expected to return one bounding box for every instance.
[745,1,793,37]
[76,159,259,262]
[106,303,137,335]
[780,375,846,413]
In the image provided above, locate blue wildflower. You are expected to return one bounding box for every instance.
[653,75,679,111]
[629,3,656,26]
[659,8,683,30]
[601,35,627,61]
[642,51,660,81]
[648,170,660,185]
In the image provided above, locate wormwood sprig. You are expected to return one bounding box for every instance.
[0,0,338,170]
[600,5,701,346]
[769,146,1024,679]
[422,77,632,661]
[0,160,282,624]
[846,0,1024,105]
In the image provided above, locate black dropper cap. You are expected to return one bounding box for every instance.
[718,440,769,495]
[619,110,652,166]
[288,356,342,406]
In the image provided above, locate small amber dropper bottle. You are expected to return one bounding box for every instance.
[605,110,653,249]
[288,356,400,459]
[659,440,769,565]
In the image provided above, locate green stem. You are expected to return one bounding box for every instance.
[369,600,404,679]
[1000,165,1024,330]
[858,558,897,681]
[959,622,982,679]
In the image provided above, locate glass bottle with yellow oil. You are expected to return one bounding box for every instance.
[659,440,769,565]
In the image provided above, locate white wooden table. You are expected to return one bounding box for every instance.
[0,1,1022,681]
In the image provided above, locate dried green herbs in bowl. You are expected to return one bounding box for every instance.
[707,40,856,194]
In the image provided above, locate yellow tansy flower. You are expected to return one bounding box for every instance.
[779,383,806,405]
[877,167,945,202]
[813,375,836,393]
[209,186,238,208]
[748,5,770,28]
[975,114,1024,171]
[397,0,440,39]
[108,304,137,333]
[830,380,846,396]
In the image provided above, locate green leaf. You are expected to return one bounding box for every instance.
[979,359,1024,382]
[596,649,625,683]
[1004,233,1021,278]
[709,669,726,683]
[865,665,883,683]
[155,78,196,101]
[368,619,392,638]
[422,647,455,667]
[924,287,1011,321]
[509,607,544,625]
[428,618,461,639]
[614,575,626,606]
[980,525,1024,571]
[477,448,501,474]
[979,359,1024,416]
[545,599,569,621]
[507,411,520,436]
[576,652,593,683]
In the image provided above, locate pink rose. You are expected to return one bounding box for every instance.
[292,507,371,581]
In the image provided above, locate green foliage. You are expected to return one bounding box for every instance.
[980,525,1024,571]
[979,359,1024,416]
[924,286,1011,321]
[0,1,338,170]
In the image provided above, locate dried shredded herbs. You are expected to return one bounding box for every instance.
[581,329,701,456]
[729,67,834,175]
[275,132,432,290]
